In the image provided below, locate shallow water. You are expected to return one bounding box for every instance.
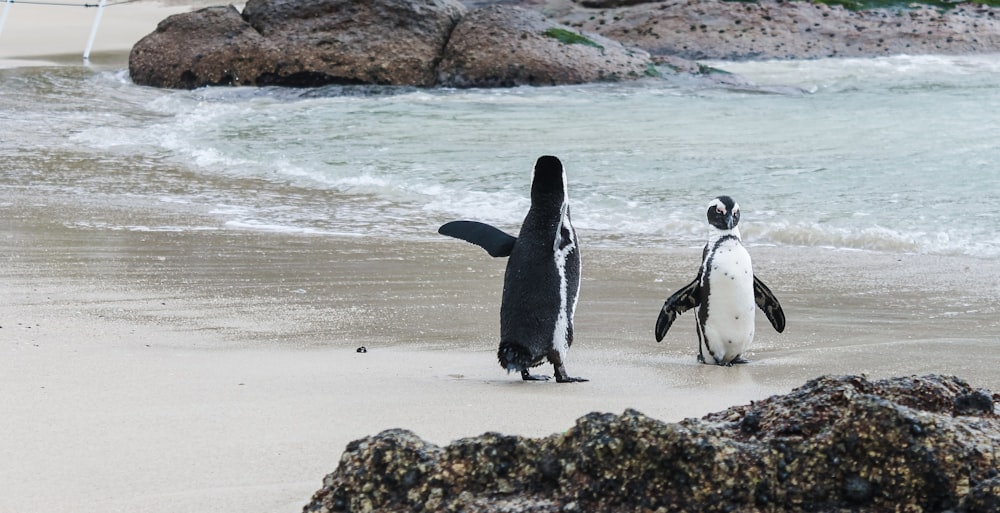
[2,53,1000,257]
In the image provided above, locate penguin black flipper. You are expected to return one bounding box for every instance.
[655,277,701,342]
[753,275,786,333]
[438,220,517,258]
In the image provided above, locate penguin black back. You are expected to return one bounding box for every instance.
[439,155,586,383]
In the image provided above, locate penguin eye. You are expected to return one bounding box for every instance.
[716,208,724,215]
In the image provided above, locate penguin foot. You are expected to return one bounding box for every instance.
[520,370,551,381]
[730,355,751,365]
[553,365,588,383]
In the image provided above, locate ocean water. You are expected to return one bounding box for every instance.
[2,54,1000,257]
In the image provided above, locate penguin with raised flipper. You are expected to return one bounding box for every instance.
[655,196,785,365]
[439,155,586,382]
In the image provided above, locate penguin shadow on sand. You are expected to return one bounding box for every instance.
[655,195,786,366]
[438,155,587,383]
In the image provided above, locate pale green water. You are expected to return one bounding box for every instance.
[2,54,999,256]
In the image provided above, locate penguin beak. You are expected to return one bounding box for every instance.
[726,213,735,230]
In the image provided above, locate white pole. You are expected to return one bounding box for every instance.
[83,0,107,61]
[0,0,14,40]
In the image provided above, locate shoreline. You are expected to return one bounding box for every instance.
[3,188,999,513]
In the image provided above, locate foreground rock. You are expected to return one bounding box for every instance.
[128,0,657,89]
[304,374,999,512]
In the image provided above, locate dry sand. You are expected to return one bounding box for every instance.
[0,0,220,64]
[3,187,1000,513]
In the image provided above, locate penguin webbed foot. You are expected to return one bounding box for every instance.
[697,353,749,366]
[553,364,588,383]
[520,369,551,382]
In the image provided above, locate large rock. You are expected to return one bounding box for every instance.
[128,5,283,89]
[129,0,662,89]
[303,374,1000,512]
[438,5,653,87]
[240,0,467,87]
[555,0,1000,61]
[130,0,468,89]
[126,0,1000,87]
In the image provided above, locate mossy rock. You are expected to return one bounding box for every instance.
[543,28,604,50]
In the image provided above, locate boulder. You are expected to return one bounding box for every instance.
[128,0,661,89]
[438,5,653,87]
[303,374,1000,513]
[240,0,467,87]
[555,0,1000,61]
[130,0,467,89]
[128,5,283,89]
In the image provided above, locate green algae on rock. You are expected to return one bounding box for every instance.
[542,27,605,50]
[304,374,999,513]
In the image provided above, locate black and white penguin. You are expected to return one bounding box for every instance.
[654,196,785,365]
[438,155,586,383]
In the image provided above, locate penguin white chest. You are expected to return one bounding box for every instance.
[701,240,755,364]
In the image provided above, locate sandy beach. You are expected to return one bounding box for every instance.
[2,3,1000,513]
[3,185,1000,513]
[0,0,218,64]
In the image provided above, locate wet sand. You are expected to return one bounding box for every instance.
[3,188,1000,513]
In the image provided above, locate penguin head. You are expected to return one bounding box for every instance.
[530,155,567,206]
[707,195,740,231]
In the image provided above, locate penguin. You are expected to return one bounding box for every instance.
[438,155,586,383]
[654,195,785,365]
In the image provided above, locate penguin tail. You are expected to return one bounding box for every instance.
[497,341,538,373]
